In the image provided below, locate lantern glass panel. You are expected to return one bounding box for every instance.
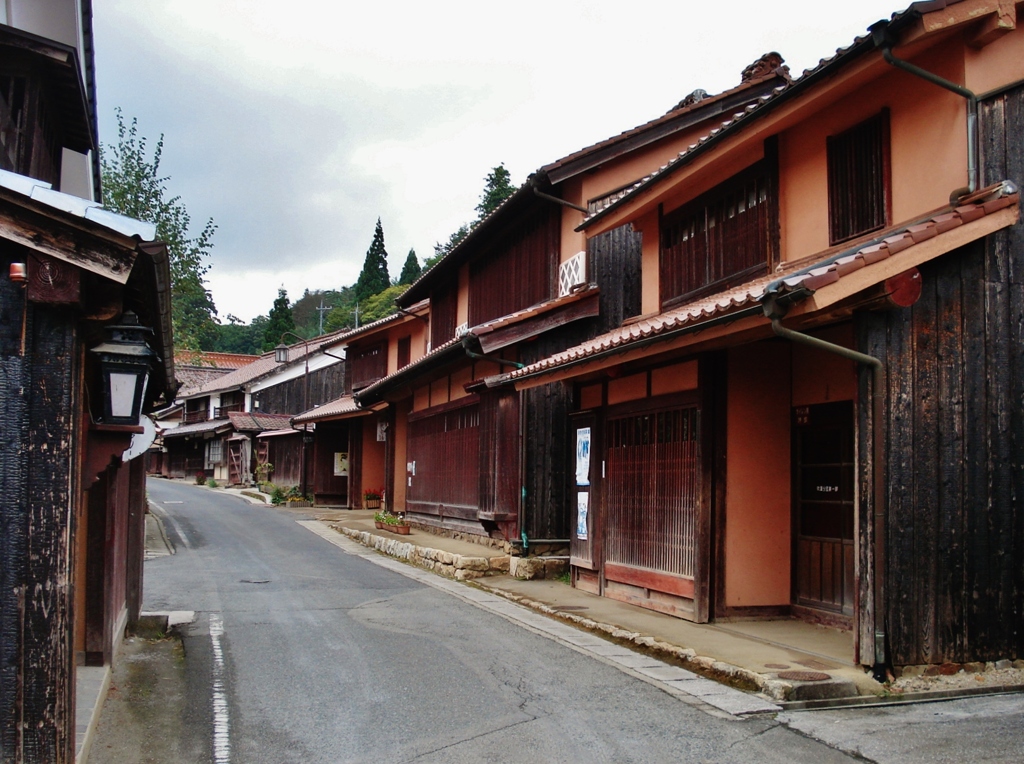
[109,372,139,418]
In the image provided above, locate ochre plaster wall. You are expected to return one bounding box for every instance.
[392,401,410,511]
[362,423,386,500]
[965,25,1024,94]
[779,46,967,264]
[607,372,647,405]
[791,324,857,407]
[724,341,792,608]
[651,361,698,395]
[457,265,469,327]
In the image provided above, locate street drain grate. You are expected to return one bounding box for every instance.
[558,606,589,611]
[764,663,791,669]
[240,579,270,584]
[777,670,831,682]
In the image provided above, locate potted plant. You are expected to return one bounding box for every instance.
[373,510,387,530]
[363,487,383,510]
[195,470,206,485]
[383,512,411,535]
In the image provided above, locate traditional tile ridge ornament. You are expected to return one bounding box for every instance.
[90,311,156,426]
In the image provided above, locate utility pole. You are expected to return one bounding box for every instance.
[353,303,360,329]
[315,299,331,336]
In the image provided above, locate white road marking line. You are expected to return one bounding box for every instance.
[209,613,231,763]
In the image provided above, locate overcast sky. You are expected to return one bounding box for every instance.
[92,0,905,324]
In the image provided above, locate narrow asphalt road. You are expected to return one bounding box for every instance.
[135,479,858,763]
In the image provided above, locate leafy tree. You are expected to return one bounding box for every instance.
[323,286,360,333]
[354,218,390,303]
[475,162,515,219]
[262,288,296,352]
[360,284,408,323]
[428,164,516,268]
[100,108,218,350]
[398,248,422,285]
[428,224,470,268]
[214,314,261,355]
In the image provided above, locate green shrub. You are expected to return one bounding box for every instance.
[206,477,218,488]
[270,484,288,505]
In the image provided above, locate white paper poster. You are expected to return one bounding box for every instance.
[575,427,591,486]
[333,452,349,476]
[576,492,589,540]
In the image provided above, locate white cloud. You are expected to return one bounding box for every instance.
[94,0,904,322]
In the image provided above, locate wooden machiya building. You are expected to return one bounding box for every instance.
[0,177,175,760]
[502,0,1024,673]
[0,3,180,759]
[294,312,425,508]
[162,332,347,487]
[351,53,795,547]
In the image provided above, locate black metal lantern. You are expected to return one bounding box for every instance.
[274,343,289,364]
[90,311,156,426]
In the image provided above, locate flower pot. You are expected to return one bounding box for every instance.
[395,525,411,535]
[374,521,384,530]
[365,498,381,510]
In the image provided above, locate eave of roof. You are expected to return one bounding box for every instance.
[542,66,791,184]
[506,182,1018,389]
[397,180,547,306]
[0,24,94,152]
[161,418,233,439]
[577,4,940,234]
[292,394,367,425]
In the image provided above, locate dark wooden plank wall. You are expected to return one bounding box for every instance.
[478,389,520,532]
[852,83,1024,665]
[588,223,642,332]
[0,291,79,761]
[468,205,559,326]
[264,433,304,487]
[252,362,345,415]
[430,282,458,349]
[406,403,480,517]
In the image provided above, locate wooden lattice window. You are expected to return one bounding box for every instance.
[397,336,411,370]
[349,342,386,390]
[468,205,558,326]
[660,159,775,308]
[430,282,458,349]
[827,110,890,244]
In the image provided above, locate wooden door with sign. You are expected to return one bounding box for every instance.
[602,403,706,621]
[793,401,855,617]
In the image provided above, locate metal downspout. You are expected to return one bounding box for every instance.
[871,23,978,195]
[765,305,889,681]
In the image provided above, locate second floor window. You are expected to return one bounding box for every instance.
[350,342,386,391]
[827,110,890,245]
[660,157,776,308]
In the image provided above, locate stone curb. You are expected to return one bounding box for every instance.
[333,525,509,581]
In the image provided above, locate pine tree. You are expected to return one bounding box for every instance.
[398,248,422,285]
[355,218,390,302]
[475,163,515,220]
[262,288,296,352]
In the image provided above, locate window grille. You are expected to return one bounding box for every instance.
[660,160,775,307]
[827,110,890,244]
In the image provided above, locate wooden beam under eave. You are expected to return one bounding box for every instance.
[902,0,1020,48]
[968,0,1017,48]
[0,204,138,284]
